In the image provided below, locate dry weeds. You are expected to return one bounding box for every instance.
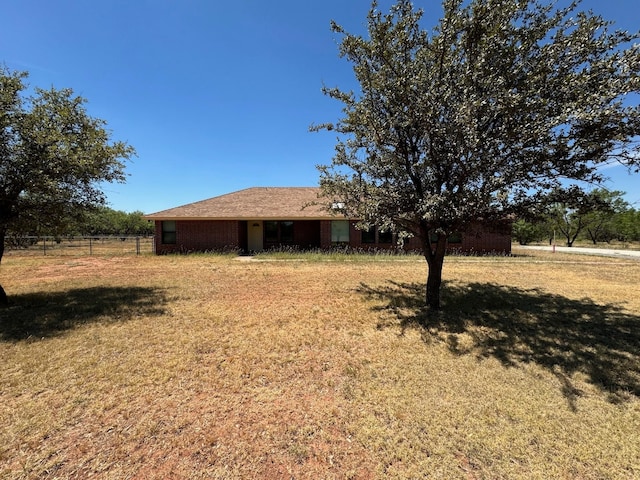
[1,249,639,479]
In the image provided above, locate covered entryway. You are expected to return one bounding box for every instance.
[243,220,321,252]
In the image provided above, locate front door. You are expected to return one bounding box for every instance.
[247,221,263,252]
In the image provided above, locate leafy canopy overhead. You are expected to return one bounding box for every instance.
[315,0,640,237]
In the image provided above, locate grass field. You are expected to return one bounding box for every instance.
[1,249,639,479]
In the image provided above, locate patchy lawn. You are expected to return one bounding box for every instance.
[1,250,639,479]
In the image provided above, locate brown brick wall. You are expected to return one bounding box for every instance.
[154,220,240,254]
[459,221,512,254]
[293,221,321,248]
[320,221,332,249]
[460,231,510,253]
[344,221,512,254]
[315,220,511,253]
[153,219,511,255]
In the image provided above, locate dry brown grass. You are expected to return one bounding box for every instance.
[1,249,639,479]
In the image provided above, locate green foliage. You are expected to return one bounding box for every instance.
[80,208,154,236]
[0,67,135,260]
[532,189,632,246]
[314,0,640,306]
[581,189,629,244]
[514,189,640,245]
[512,219,546,245]
[611,208,640,242]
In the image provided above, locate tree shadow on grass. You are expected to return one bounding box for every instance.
[358,281,640,406]
[0,287,169,342]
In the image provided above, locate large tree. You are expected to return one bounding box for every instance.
[579,189,628,245]
[314,0,640,308]
[0,67,134,298]
[545,191,601,247]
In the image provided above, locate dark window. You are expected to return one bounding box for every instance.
[264,221,295,246]
[378,230,393,244]
[161,221,176,244]
[362,226,393,244]
[430,231,462,243]
[280,221,294,243]
[361,227,376,244]
[448,232,462,244]
[264,221,279,243]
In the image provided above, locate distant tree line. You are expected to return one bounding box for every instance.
[513,189,640,246]
[6,207,153,241]
[80,207,153,236]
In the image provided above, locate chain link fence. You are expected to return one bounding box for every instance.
[4,236,155,257]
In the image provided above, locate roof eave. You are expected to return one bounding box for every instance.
[144,215,349,221]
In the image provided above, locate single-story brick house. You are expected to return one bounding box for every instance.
[145,187,512,255]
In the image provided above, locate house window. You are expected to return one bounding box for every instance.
[264,221,295,245]
[280,221,294,243]
[265,221,279,243]
[429,231,462,243]
[161,221,176,244]
[361,226,392,244]
[378,229,393,244]
[448,232,462,244]
[331,220,350,244]
[361,227,376,244]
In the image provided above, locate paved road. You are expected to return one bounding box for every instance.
[516,245,640,259]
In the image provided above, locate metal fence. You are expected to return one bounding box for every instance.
[4,236,155,257]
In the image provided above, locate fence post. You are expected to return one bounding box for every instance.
[89,237,93,255]
[43,236,46,256]
[136,236,140,255]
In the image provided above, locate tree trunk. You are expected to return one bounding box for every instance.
[423,231,447,309]
[567,230,580,247]
[0,225,5,264]
[426,257,444,309]
[0,284,7,306]
[0,226,7,305]
[566,218,584,247]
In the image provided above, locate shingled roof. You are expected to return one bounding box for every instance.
[145,187,334,220]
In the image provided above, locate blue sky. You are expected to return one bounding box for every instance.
[2,0,639,213]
